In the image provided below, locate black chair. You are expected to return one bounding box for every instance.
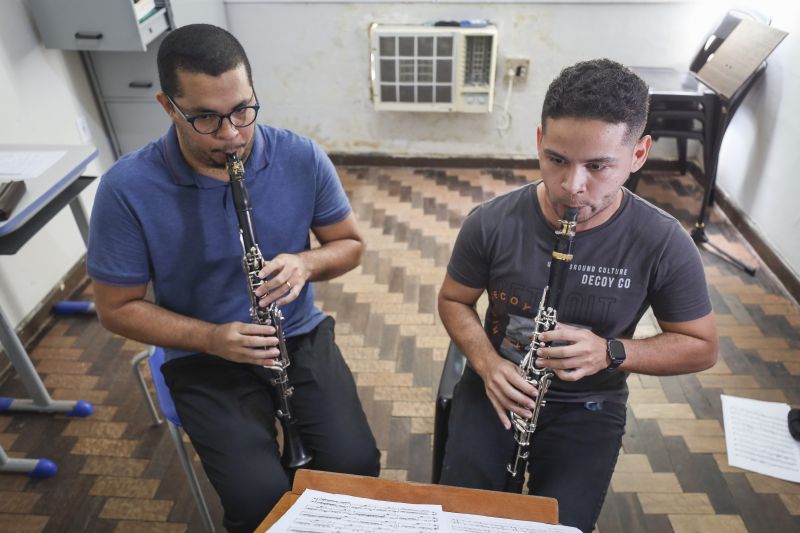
[431,342,466,484]
[630,10,782,275]
[626,71,723,214]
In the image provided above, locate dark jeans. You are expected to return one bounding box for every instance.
[440,366,626,533]
[162,316,380,533]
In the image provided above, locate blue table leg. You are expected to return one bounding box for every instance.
[0,445,57,478]
[52,197,97,316]
[52,301,95,315]
[0,305,93,476]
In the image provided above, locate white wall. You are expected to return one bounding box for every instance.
[0,0,797,333]
[0,0,114,328]
[230,0,720,158]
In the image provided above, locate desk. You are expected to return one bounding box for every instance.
[0,144,98,477]
[257,469,559,531]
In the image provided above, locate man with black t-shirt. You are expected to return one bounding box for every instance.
[437,59,718,533]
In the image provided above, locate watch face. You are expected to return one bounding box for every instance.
[609,340,625,361]
[607,339,626,372]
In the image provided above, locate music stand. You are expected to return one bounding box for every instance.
[690,18,787,274]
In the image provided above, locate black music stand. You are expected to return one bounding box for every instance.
[633,17,787,275]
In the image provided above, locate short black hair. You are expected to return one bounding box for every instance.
[157,24,253,97]
[542,58,649,144]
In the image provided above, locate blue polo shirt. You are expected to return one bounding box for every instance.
[87,124,350,361]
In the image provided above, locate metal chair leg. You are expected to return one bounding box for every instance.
[131,350,162,426]
[167,421,215,533]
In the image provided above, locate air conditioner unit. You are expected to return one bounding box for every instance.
[369,23,498,113]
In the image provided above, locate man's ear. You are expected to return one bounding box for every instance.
[630,135,652,173]
[156,92,175,119]
[536,124,544,155]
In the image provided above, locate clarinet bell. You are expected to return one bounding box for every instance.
[281,419,313,470]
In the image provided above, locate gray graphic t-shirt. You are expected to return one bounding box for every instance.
[447,182,712,403]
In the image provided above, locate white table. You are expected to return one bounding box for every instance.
[0,144,98,477]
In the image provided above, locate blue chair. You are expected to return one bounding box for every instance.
[132,347,215,532]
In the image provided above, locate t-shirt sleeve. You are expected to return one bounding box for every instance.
[446,205,490,289]
[86,174,150,287]
[310,141,351,227]
[648,223,712,322]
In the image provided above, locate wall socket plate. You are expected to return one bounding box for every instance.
[76,115,93,144]
[504,58,530,81]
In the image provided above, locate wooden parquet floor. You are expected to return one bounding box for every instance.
[1,167,799,532]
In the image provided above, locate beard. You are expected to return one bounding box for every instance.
[190,141,253,170]
[207,143,249,168]
[174,123,253,171]
[549,191,618,224]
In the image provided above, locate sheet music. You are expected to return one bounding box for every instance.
[721,394,800,483]
[268,489,445,532]
[0,150,66,181]
[445,512,581,533]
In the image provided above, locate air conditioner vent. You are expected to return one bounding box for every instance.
[370,23,498,113]
[465,35,493,86]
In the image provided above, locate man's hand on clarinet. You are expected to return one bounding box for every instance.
[536,323,609,380]
[255,253,309,307]
[206,322,281,367]
[479,356,539,430]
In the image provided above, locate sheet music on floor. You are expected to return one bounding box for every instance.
[721,394,800,483]
[268,489,581,533]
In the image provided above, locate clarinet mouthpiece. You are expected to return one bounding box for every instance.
[225,152,244,180]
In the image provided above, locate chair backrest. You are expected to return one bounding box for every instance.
[437,342,467,402]
[147,346,181,426]
[689,9,771,74]
[432,342,467,484]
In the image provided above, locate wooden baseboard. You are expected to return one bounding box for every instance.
[0,256,89,383]
[329,153,691,172]
[329,153,539,169]
[684,165,799,304]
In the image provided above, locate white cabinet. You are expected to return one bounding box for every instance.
[28,0,169,52]
[90,34,170,155]
[28,0,227,157]
[91,47,163,100]
[106,101,171,155]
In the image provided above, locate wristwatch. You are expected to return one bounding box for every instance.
[605,339,626,372]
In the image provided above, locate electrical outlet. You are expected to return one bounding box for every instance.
[504,58,530,81]
[76,115,93,144]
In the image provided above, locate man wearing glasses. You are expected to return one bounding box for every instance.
[87,24,379,532]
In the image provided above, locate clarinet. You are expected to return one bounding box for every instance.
[225,153,313,470]
[504,207,579,493]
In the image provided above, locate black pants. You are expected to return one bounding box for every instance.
[440,366,626,533]
[162,317,380,533]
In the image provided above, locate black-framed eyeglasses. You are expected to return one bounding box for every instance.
[166,91,260,134]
